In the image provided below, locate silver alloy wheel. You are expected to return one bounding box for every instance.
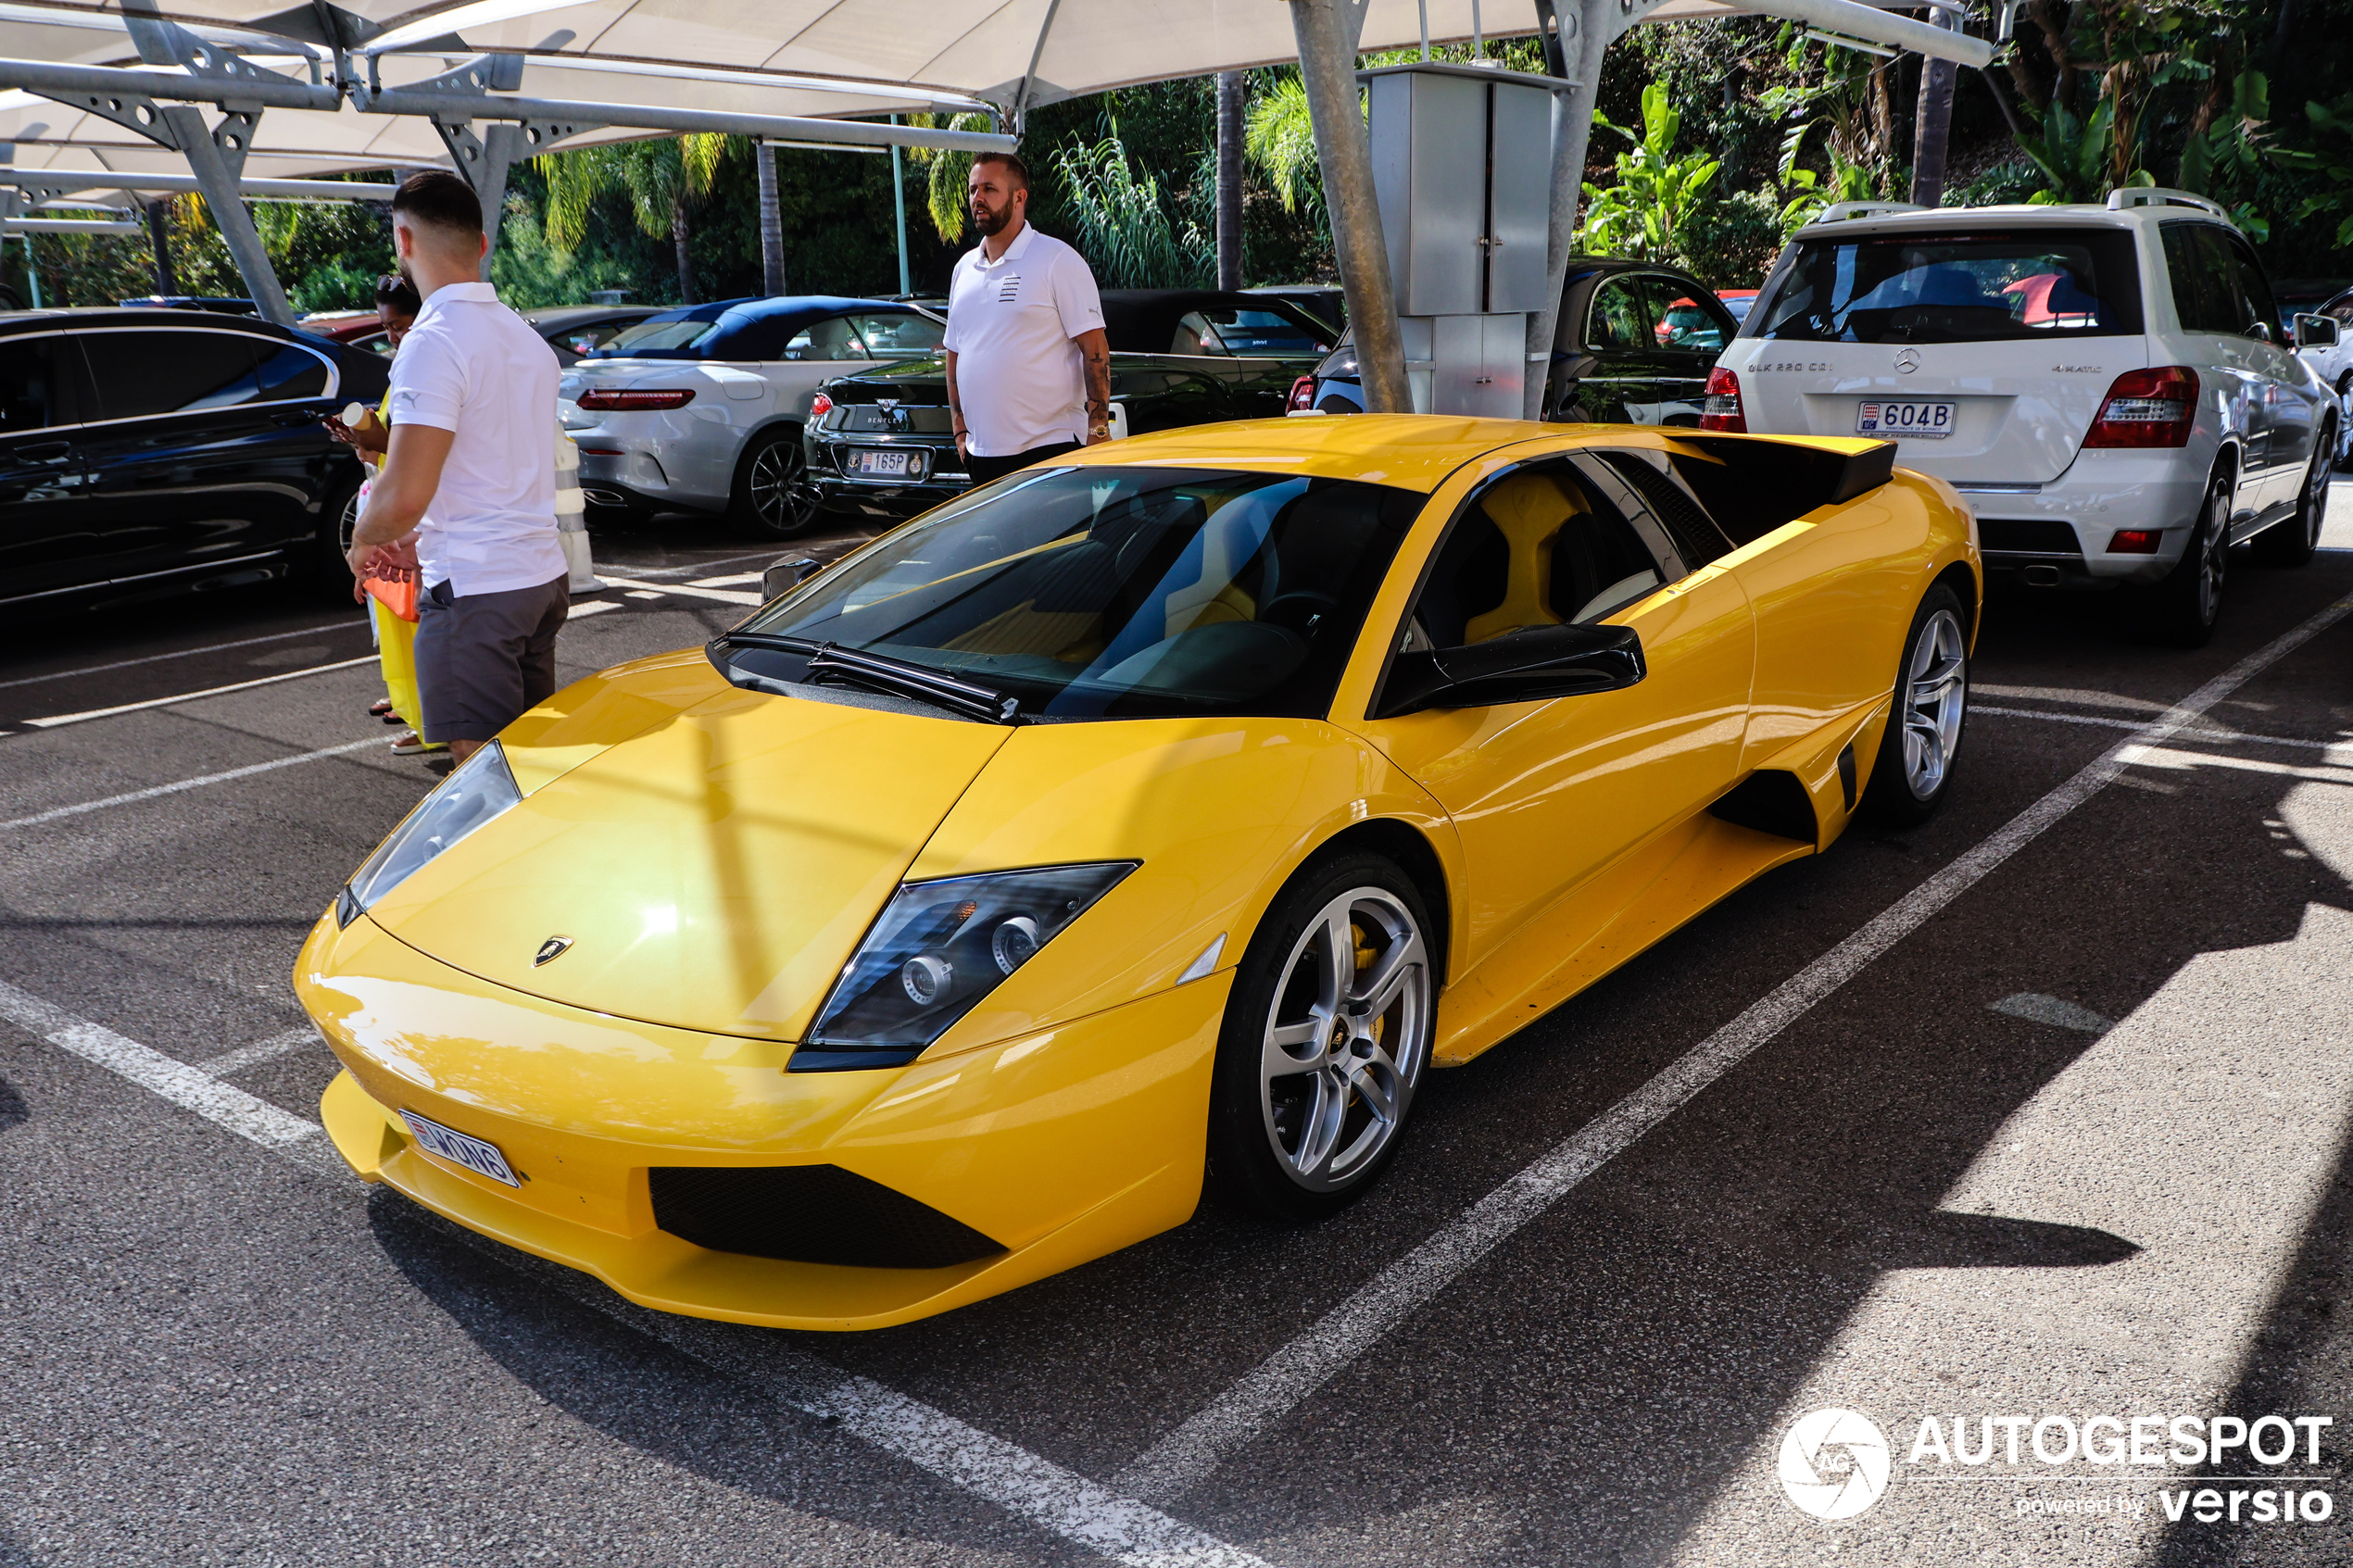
[1259,886,1431,1193]
[1900,608,1968,800]
[2196,486,2229,624]
[2338,376,2353,463]
[338,488,362,553]
[2303,419,2335,538]
[748,436,812,533]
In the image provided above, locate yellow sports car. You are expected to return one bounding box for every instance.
[297,415,1978,1330]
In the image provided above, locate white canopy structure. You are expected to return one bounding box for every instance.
[0,0,1993,388]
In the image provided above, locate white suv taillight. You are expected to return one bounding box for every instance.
[2083,367,2198,447]
[1287,374,1316,412]
[1700,367,1745,432]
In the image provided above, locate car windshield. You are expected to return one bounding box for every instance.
[600,318,722,356]
[733,466,1423,721]
[1755,228,2142,343]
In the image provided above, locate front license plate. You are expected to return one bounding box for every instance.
[1856,400,1956,438]
[847,446,925,479]
[399,1110,520,1186]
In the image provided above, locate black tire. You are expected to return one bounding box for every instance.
[1206,849,1436,1223]
[2143,470,2232,647]
[300,471,366,594]
[728,426,817,539]
[1858,583,1969,828]
[2250,413,2335,568]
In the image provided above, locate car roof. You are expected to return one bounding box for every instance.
[0,306,312,341]
[523,304,657,327]
[1096,290,1327,351]
[1789,202,2234,242]
[635,294,906,327]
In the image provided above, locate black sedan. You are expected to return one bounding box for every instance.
[0,307,388,612]
[1298,256,1739,425]
[802,289,1335,523]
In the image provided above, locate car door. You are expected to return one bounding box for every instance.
[1352,451,1755,972]
[0,330,104,602]
[1648,281,1740,424]
[2163,223,2277,525]
[1565,271,1674,424]
[72,326,337,585]
[2219,232,2314,515]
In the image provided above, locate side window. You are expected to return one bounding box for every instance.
[849,312,945,358]
[1402,461,1677,654]
[1171,311,1229,356]
[2222,236,2280,343]
[2163,224,2241,335]
[1586,276,1655,352]
[1591,449,1732,566]
[1648,280,1736,353]
[253,340,330,401]
[782,317,867,360]
[2329,298,2353,326]
[0,337,67,433]
[78,330,261,420]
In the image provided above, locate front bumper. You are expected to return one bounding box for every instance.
[298,910,1225,1330]
[1957,451,2210,587]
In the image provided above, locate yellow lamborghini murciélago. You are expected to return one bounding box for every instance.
[297,415,1979,1330]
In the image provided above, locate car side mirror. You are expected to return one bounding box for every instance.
[2296,312,2341,349]
[1377,622,1646,718]
[762,557,821,599]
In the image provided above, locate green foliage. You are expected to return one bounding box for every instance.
[1675,190,1783,288]
[1049,137,1211,288]
[1580,82,1721,259]
[489,193,640,308]
[1244,74,1321,219]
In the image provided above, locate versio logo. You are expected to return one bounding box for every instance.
[1780,1409,1893,1520]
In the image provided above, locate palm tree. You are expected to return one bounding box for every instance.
[537,133,731,303]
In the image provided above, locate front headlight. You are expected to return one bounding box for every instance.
[798,861,1138,1070]
[336,742,523,926]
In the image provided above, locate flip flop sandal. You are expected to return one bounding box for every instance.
[390,732,446,756]
[369,698,395,717]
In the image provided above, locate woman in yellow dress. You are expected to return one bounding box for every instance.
[326,273,440,756]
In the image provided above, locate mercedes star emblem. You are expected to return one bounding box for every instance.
[1894,348,1921,374]
[535,935,573,967]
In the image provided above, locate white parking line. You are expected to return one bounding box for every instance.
[1975,703,2349,753]
[1111,591,2353,1505]
[0,981,1270,1568]
[0,619,369,691]
[596,573,765,608]
[200,1025,325,1077]
[0,737,384,831]
[19,657,380,730]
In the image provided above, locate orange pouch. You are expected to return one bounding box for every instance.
[364,572,419,623]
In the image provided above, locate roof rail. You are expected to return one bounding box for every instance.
[2107,187,2231,219]
[1809,200,1931,225]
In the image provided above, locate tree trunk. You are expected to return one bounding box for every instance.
[144,198,178,297]
[757,140,786,296]
[1215,70,1245,291]
[1910,9,1961,209]
[673,193,694,306]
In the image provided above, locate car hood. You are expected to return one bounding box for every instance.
[360,659,1012,1044]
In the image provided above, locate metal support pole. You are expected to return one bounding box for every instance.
[758,140,786,295]
[1289,0,1408,414]
[1215,70,1245,292]
[889,131,911,297]
[158,103,294,325]
[472,121,523,279]
[1524,1,1608,419]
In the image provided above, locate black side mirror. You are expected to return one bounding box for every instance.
[762,557,821,599]
[1378,622,1646,718]
[2295,312,2341,349]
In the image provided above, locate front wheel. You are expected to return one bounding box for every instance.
[2336,375,2353,470]
[2251,414,2336,568]
[728,427,818,539]
[1859,584,1969,828]
[1206,851,1436,1222]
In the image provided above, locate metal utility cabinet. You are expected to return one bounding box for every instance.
[1365,61,1558,419]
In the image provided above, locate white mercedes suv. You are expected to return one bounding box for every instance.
[1705,191,2339,644]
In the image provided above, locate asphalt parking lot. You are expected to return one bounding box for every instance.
[6,485,2353,1568]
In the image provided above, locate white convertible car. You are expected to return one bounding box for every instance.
[560,295,945,537]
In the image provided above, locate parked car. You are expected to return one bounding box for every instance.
[803,289,1337,526]
[559,295,946,537]
[0,307,386,612]
[1246,283,1347,335]
[2293,284,2353,468]
[302,414,1976,1329]
[1295,257,1736,424]
[329,302,661,367]
[1706,190,2339,645]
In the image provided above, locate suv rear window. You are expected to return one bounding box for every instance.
[1753,228,2143,344]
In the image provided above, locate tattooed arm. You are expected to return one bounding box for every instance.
[1075,328,1113,444]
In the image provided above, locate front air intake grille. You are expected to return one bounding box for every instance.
[649,1164,1005,1269]
[1977,518,2083,558]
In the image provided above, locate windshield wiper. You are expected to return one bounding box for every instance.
[712,632,1023,725]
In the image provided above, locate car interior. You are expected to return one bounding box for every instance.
[1402,466,1669,655]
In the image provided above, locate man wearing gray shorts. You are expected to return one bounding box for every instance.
[346,169,567,763]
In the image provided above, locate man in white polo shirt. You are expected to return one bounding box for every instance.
[944,152,1114,487]
[346,169,567,766]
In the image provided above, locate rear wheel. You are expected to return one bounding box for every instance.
[2250,415,2336,568]
[300,472,365,594]
[2144,472,2231,647]
[1859,584,1969,828]
[728,427,817,539]
[1207,851,1435,1223]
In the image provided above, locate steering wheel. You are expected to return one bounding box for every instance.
[1259,590,1338,633]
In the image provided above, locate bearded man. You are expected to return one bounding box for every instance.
[942,151,1114,487]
